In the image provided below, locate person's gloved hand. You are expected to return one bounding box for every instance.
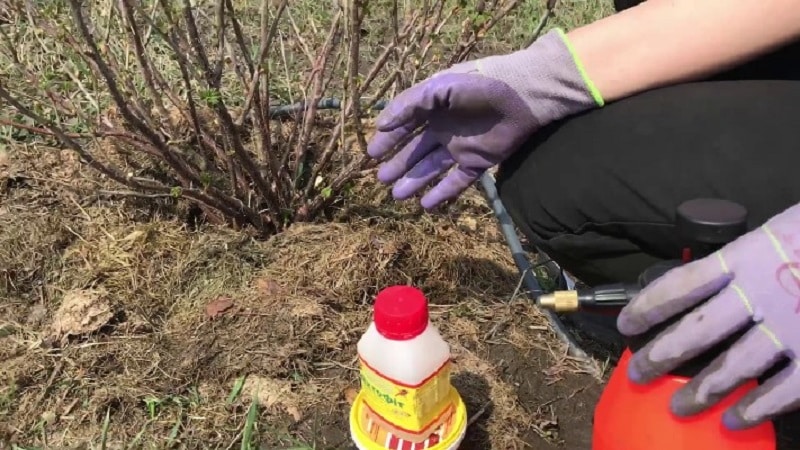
[366,29,604,210]
[617,202,800,430]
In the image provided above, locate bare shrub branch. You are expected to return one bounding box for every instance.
[0,0,525,234]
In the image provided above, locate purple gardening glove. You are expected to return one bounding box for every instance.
[366,29,604,210]
[618,202,800,430]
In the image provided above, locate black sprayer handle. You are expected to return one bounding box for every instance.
[577,283,642,309]
[675,198,748,260]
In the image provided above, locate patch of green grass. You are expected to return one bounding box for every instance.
[0,381,17,415]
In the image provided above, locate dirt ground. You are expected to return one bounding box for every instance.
[0,146,607,449]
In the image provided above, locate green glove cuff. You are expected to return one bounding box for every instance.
[555,28,605,107]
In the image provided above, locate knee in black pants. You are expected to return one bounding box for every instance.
[495,80,800,287]
[495,79,800,450]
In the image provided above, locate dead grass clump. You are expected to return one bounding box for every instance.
[0,210,76,300]
[0,147,82,302]
[255,215,518,308]
[0,199,273,446]
[0,165,601,448]
[0,202,554,448]
[55,204,263,321]
[452,348,531,448]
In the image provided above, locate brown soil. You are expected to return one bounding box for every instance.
[0,145,606,449]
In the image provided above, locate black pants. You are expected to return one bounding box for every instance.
[495,3,800,448]
[497,1,800,287]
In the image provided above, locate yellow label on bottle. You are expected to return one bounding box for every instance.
[358,357,453,435]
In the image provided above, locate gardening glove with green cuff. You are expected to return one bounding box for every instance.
[367,28,604,209]
[618,201,800,430]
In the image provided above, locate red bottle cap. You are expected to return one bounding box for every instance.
[373,285,429,340]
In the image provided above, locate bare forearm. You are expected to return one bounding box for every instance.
[568,0,800,102]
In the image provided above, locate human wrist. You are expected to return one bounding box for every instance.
[554,29,605,107]
[474,28,604,126]
[566,0,800,103]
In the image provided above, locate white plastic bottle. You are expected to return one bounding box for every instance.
[349,285,467,450]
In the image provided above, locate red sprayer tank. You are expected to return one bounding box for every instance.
[593,349,775,449]
[530,200,780,448]
[589,199,777,449]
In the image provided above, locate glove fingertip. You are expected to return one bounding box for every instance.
[626,352,660,385]
[366,131,392,159]
[616,311,647,336]
[420,195,447,211]
[375,164,395,184]
[375,113,399,131]
[420,182,466,211]
[367,144,386,159]
[375,85,426,132]
[626,360,647,385]
[669,387,700,418]
[721,409,748,431]
[367,129,410,159]
[391,178,421,201]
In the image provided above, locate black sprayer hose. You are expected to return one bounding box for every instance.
[270,97,594,365]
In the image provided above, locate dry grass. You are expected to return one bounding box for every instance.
[1,146,605,449]
[0,1,616,448]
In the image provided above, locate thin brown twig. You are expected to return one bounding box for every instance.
[286,10,316,67]
[361,12,419,97]
[95,190,176,199]
[0,119,128,141]
[226,0,289,199]
[180,0,214,84]
[292,11,343,180]
[224,0,256,123]
[345,0,368,155]
[68,0,203,191]
[179,0,280,223]
[118,0,168,119]
[524,0,558,48]
[466,400,492,428]
[2,0,519,234]
[239,0,288,125]
[143,4,231,181]
[450,0,522,65]
[302,12,424,198]
[212,0,226,84]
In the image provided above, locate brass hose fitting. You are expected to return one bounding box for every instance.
[538,290,579,313]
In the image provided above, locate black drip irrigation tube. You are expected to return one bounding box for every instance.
[270,98,595,367]
[269,98,389,119]
[478,172,592,363]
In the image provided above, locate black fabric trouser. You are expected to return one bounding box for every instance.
[494,4,800,449]
[496,77,800,287]
[497,1,800,289]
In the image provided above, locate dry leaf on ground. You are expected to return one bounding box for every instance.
[50,289,113,341]
[254,277,281,296]
[457,215,478,232]
[242,375,303,421]
[205,296,234,319]
[343,387,358,405]
[289,298,324,318]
